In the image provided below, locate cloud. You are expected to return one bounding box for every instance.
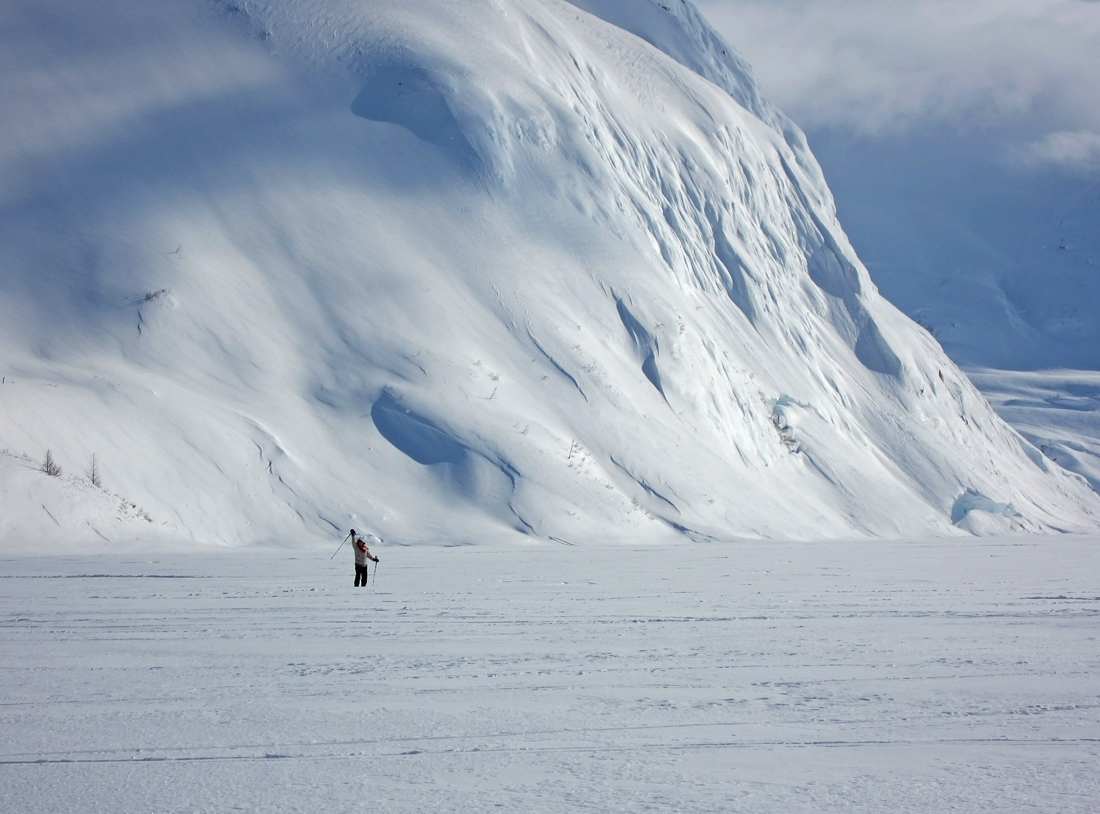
[697,0,1100,137]
[1015,130,1100,170]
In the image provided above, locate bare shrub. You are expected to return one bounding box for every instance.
[42,449,62,477]
[88,453,102,488]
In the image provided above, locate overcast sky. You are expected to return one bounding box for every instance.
[698,0,1100,169]
[697,0,1100,369]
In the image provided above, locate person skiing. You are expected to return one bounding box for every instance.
[350,528,380,587]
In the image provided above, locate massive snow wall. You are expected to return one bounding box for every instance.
[0,0,1097,549]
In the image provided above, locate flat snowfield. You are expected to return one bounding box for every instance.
[2,538,1098,813]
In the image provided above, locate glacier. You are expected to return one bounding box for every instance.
[1,0,1098,550]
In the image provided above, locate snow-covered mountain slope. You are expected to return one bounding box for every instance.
[1,0,1097,550]
[807,133,1100,372]
[969,368,1100,496]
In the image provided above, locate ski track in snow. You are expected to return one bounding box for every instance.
[2,539,1099,813]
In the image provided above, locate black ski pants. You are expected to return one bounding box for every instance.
[354,564,370,587]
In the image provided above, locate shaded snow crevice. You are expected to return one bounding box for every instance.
[527,330,588,403]
[614,296,665,398]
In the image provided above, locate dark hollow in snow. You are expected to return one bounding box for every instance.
[370,392,527,530]
[351,64,476,166]
[370,391,468,466]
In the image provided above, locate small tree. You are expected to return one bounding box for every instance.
[88,453,102,488]
[42,449,62,477]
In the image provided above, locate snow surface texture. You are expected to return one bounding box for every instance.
[1,0,1098,549]
[2,541,1099,812]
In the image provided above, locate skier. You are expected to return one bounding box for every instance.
[350,528,380,587]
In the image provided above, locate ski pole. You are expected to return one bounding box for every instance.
[330,531,352,560]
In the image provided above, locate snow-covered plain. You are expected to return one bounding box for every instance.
[2,539,1099,813]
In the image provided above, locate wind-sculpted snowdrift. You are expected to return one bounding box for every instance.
[0,0,1096,549]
